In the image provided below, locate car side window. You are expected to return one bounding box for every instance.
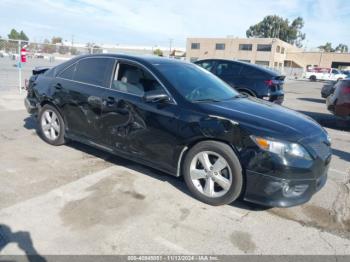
[58,63,76,80]
[112,63,163,96]
[215,62,242,77]
[74,58,115,87]
[196,61,214,71]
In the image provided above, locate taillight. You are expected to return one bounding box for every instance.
[265,80,273,86]
[342,86,350,94]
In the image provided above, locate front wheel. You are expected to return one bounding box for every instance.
[38,104,66,146]
[183,141,243,206]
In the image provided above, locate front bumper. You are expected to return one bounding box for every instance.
[243,169,328,207]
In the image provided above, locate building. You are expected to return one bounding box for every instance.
[186,37,350,74]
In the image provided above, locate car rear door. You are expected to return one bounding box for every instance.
[214,61,243,88]
[53,57,115,142]
[99,59,180,173]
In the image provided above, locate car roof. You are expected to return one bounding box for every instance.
[75,53,187,66]
[195,58,280,75]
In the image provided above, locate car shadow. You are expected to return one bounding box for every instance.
[0,224,46,262]
[22,115,269,211]
[332,148,350,162]
[298,110,350,131]
[297,98,325,104]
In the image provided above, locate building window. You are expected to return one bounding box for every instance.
[255,60,270,67]
[281,47,285,54]
[279,63,283,68]
[238,59,251,63]
[274,62,278,67]
[191,43,200,50]
[190,57,199,62]
[257,44,272,52]
[215,43,225,50]
[239,44,253,51]
[276,46,281,53]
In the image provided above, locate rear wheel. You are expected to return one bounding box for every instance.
[38,104,66,146]
[309,75,317,81]
[183,141,243,206]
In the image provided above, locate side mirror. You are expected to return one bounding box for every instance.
[143,89,170,103]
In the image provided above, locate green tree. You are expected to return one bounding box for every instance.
[153,48,163,56]
[335,44,348,53]
[246,15,306,47]
[8,29,29,41]
[318,42,334,52]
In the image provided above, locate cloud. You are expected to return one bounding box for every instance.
[0,0,349,48]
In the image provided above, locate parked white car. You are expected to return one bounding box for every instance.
[304,67,347,81]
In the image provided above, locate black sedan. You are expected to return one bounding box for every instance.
[25,54,331,207]
[195,59,285,104]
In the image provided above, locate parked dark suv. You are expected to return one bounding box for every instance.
[25,54,331,207]
[195,59,285,104]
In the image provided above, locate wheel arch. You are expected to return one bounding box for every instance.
[236,88,256,97]
[39,100,66,125]
[176,138,242,177]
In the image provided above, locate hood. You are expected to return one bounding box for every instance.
[198,97,325,142]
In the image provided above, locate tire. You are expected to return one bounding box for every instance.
[183,141,243,206]
[309,75,316,82]
[38,104,66,146]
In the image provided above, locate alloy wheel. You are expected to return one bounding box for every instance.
[41,109,60,141]
[189,151,232,198]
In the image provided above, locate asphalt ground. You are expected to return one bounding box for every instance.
[0,58,349,256]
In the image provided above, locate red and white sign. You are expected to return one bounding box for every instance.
[20,47,27,63]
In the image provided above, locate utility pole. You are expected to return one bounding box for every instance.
[18,40,22,94]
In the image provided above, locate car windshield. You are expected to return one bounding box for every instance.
[155,62,239,102]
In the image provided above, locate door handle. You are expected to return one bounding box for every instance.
[55,83,62,90]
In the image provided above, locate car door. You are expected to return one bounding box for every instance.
[53,57,115,141]
[214,61,243,88]
[99,59,180,172]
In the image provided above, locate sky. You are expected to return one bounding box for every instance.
[0,0,349,49]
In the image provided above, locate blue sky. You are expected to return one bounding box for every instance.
[0,0,349,48]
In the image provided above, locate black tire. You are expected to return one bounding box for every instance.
[309,75,316,82]
[38,104,66,146]
[183,141,243,206]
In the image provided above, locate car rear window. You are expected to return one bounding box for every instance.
[74,58,115,87]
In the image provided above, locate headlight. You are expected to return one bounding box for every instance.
[251,136,312,160]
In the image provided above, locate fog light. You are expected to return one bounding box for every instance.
[282,183,309,197]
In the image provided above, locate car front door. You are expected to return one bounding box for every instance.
[53,57,115,142]
[99,60,180,173]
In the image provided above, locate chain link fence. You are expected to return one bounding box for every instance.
[0,39,176,93]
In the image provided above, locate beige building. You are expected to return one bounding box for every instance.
[186,37,350,72]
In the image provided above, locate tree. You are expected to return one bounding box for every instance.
[318,42,334,52]
[8,29,29,41]
[246,15,306,47]
[153,48,163,56]
[335,44,348,53]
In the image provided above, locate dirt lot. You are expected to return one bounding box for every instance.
[0,60,349,256]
